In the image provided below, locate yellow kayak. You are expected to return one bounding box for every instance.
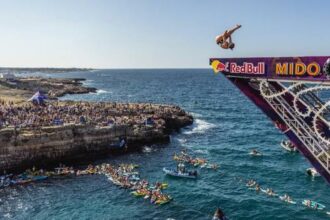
[131,190,148,197]
[161,183,168,189]
[155,197,172,205]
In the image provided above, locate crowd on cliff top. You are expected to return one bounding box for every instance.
[0,99,186,130]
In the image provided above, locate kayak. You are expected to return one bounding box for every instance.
[261,188,278,197]
[155,197,172,205]
[279,196,296,204]
[302,200,326,210]
[131,190,149,197]
[13,178,33,185]
[306,168,320,177]
[163,168,197,179]
[161,183,168,189]
[129,175,140,181]
[281,140,298,152]
[249,152,262,156]
[108,177,124,187]
[200,163,219,170]
[149,183,168,190]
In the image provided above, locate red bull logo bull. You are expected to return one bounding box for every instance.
[211,60,229,73]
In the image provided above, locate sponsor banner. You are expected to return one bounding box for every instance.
[211,60,265,75]
[210,56,330,80]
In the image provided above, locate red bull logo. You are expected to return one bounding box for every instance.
[211,60,229,74]
[211,60,265,75]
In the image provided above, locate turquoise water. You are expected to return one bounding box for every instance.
[1,69,329,220]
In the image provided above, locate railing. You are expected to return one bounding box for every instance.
[260,81,330,172]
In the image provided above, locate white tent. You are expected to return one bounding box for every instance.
[0,73,16,80]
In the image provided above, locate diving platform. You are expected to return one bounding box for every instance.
[210,56,330,184]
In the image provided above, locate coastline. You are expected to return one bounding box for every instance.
[0,75,193,173]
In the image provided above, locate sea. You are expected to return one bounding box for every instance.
[0,69,329,220]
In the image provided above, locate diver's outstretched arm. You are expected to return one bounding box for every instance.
[226,24,242,36]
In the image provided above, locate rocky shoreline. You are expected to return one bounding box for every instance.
[0,76,193,173]
[0,77,97,101]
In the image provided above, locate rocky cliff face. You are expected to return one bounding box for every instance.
[0,110,193,173]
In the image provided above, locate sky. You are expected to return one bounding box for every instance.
[0,0,329,68]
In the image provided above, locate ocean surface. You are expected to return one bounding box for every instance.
[1,69,329,220]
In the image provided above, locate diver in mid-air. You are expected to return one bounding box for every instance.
[215,24,242,50]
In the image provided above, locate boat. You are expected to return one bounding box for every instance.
[281,140,298,152]
[12,178,33,185]
[279,196,296,204]
[163,167,197,179]
[306,168,320,177]
[302,200,326,210]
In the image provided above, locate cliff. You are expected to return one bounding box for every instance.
[0,106,193,173]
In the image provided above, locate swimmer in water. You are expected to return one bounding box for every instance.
[215,24,242,50]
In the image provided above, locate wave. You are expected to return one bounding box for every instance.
[142,146,154,153]
[96,89,111,94]
[83,79,94,86]
[177,138,187,144]
[193,149,209,155]
[190,112,203,118]
[183,119,216,135]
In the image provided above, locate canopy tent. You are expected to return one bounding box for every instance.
[28,91,47,105]
[0,73,16,80]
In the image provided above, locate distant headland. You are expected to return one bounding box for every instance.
[0,67,94,74]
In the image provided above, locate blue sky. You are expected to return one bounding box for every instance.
[0,0,329,68]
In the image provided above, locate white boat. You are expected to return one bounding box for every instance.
[281,140,298,152]
[306,168,320,177]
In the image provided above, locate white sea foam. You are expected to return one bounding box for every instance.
[142,146,153,153]
[177,138,187,144]
[184,119,216,135]
[83,79,94,86]
[190,112,203,118]
[96,89,111,94]
[194,149,209,155]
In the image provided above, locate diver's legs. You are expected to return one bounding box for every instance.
[226,25,241,36]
